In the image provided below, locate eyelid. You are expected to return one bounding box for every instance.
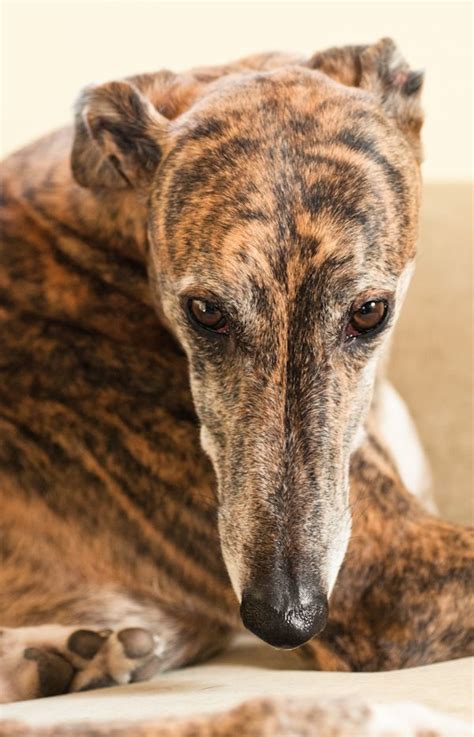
[355,298,389,316]
[350,291,394,312]
[184,297,231,337]
[180,289,227,314]
[184,299,226,325]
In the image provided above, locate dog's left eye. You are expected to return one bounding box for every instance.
[346,299,389,338]
[187,298,229,334]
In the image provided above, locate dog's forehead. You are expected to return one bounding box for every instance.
[172,65,374,140]
[151,66,418,286]
[159,67,404,218]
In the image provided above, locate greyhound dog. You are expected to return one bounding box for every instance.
[0,38,472,702]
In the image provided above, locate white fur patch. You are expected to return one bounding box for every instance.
[200,425,219,468]
[326,513,352,595]
[376,381,436,512]
[394,260,415,319]
[219,525,243,603]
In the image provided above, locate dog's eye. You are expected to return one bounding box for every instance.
[346,299,388,338]
[187,298,229,334]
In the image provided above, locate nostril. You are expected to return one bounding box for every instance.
[240,588,328,650]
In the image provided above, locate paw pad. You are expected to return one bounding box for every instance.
[117,627,155,659]
[67,629,108,660]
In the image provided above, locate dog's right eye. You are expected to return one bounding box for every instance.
[346,299,389,339]
[187,298,229,335]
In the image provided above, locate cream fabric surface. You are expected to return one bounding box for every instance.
[1,637,472,726]
[0,184,472,730]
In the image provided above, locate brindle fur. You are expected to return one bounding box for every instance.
[0,39,472,702]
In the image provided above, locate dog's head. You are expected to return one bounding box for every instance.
[72,39,423,649]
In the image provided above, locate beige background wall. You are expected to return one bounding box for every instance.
[388,182,472,524]
[1,1,472,180]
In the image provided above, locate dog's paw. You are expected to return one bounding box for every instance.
[69,627,162,691]
[0,625,163,702]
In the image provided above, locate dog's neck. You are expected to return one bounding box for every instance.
[2,128,173,346]
[44,130,149,264]
[8,127,149,264]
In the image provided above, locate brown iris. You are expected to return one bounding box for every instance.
[346,299,388,338]
[187,298,229,334]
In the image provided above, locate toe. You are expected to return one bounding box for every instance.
[67,629,108,660]
[117,628,155,659]
[24,648,75,697]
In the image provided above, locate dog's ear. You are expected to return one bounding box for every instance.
[71,80,171,191]
[309,38,424,160]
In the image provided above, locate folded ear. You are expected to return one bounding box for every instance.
[309,38,424,160]
[71,80,171,191]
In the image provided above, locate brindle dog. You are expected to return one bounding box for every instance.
[0,38,472,702]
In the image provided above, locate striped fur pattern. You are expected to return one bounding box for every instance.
[0,39,472,702]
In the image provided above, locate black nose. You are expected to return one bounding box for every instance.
[240,586,328,649]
